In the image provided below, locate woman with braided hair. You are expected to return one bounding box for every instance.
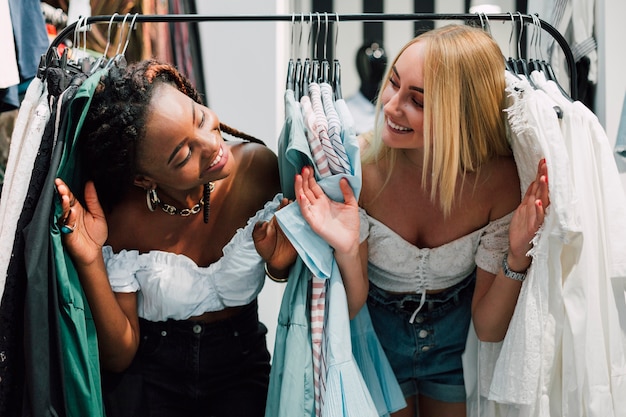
[53,59,298,417]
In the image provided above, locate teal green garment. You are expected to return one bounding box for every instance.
[51,69,106,417]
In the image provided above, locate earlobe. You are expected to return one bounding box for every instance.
[133,174,154,190]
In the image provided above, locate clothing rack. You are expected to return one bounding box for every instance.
[45,12,578,100]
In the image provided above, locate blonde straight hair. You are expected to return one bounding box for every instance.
[362,24,511,217]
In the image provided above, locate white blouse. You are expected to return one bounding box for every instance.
[102,195,281,322]
[359,208,512,294]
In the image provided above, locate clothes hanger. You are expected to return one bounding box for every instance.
[89,13,118,75]
[320,13,330,84]
[332,13,343,100]
[515,13,536,86]
[104,13,138,71]
[285,13,296,91]
[298,13,311,101]
[530,14,572,103]
[476,12,519,81]
[309,13,322,89]
[527,14,544,74]
[504,13,523,79]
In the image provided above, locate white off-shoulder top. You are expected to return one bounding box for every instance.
[359,208,512,295]
[102,195,281,322]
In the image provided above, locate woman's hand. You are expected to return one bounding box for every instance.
[295,166,360,256]
[508,158,550,271]
[54,178,108,267]
[252,197,298,273]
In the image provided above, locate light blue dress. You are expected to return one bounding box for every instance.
[267,88,404,417]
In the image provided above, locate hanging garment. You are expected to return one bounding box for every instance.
[0,79,51,417]
[0,0,19,89]
[0,78,48,298]
[320,82,350,173]
[1,0,50,111]
[466,70,626,417]
[301,94,332,179]
[267,89,315,417]
[308,82,343,175]
[38,69,106,417]
[22,70,86,417]
[271,81,403,416]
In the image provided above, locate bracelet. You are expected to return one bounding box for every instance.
[502,253,527,282]
[264,263,289,283]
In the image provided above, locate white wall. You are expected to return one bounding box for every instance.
[596,0,626,194]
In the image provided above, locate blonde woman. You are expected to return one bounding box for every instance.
[298,24,549,417]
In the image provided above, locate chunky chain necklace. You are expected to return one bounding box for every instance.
[148,182,215,222]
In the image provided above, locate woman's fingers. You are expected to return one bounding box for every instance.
[339,177,357,207]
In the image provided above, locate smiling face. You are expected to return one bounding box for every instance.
[379,40,427,151]
[133,82,234,192]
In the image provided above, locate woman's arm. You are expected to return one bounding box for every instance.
[471,159,549,341]
[55,178,140,372]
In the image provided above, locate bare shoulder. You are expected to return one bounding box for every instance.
[230,141,278,171]
[228,141,281,199]
[481,156,521,220]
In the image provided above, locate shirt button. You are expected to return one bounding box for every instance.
[414,315,424,324]
[421,345,431,352]
[160,331,167,337]
[192,324,202,334]
[418,329,428,338]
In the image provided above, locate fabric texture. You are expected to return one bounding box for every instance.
[102,195,280,322]
[269,87,404,417]
[464,69,626,417]
[50,69,107,417]
[360,207,511,321]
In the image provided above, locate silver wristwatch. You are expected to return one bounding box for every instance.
[502,254,527,281]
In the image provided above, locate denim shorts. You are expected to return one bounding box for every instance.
[367,271,476,403]
[102,300,271,417]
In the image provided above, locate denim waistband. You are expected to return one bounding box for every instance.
[368,270,476,322]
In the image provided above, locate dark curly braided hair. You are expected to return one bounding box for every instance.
[78,59,265,212]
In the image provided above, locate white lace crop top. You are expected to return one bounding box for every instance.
[359,208,513,295]
[102,195,281,322]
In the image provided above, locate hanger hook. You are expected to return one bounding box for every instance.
[313,12,321,60]
[290,13,295,58]
[517,12,524,59]
[483,12,492,35]
[477,12,485,31]
[323,12,329,60]
[334,12,339,53]
[72,16,85,55]
[121,13,138,56]
[507,12,516,58]
[81,17,89,57]
[114,13,131,56]
[102,13,119,59]
[305,13,312,60]
[533,14,544,61]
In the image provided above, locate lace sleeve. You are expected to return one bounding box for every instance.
[475,211,513,274]
[358,207,370,244]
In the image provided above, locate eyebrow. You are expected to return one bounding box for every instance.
[392,66,424,93]
[166,101,195,165]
